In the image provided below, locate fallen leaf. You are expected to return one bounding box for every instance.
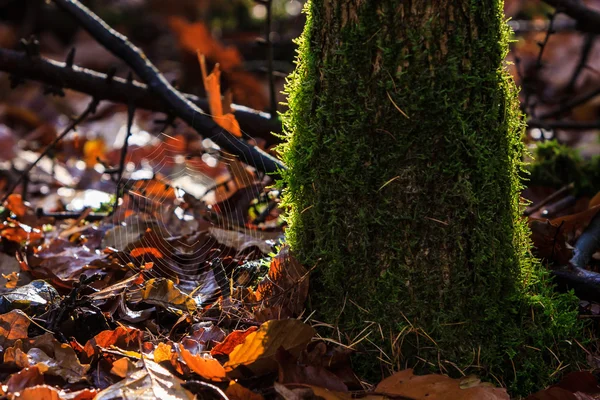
[179,347,227,381]
[83,326,144,360]
[0,309,30,347]
[16,385,61,400]
[276,347,348,392]
[110,357,140,378]
[25,339,90,383]
[94,359,194,400]
[375,369,509,400]
[140,278,197,313]
[210,326,258,357]
[6,366,43,393]
[256,246,309,316]
[224,319,315,377]
[226,381,265,400]
[5,194,27,218]
[153,342,174,364]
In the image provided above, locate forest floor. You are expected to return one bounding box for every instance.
[0,1,599,399]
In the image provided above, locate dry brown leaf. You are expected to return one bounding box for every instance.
[0,310,30,348]
[375,369,509,400]
[94,359,193,400]
[6,366,43,394]
[256,246,309,316]
[225,382,265,400]
[224,319,315,377]
[276,347,348,392]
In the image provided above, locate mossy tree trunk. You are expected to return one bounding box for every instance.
[279,0,584,395]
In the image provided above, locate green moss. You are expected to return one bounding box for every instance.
[528,140,600,196]
[278,0,586,396]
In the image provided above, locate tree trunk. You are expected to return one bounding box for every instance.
[279,0,583,395]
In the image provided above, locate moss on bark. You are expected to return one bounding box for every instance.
[278,0,585,395]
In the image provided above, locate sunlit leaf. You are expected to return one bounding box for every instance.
[94,359,194,400]
[140,278,197,313]
[375,369,509,400]
[224,319,315,377]
[179,347,227,382]
[0,309,30,347]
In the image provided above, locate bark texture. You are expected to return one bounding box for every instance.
[279,0,584,395]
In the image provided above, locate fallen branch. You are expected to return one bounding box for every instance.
[0,48,282,145]
[551,211,600,302]
[52,0,285,179]
[543,0,600,35]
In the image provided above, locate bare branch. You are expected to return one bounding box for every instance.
[544,0,600,34]
[51,0,285,178]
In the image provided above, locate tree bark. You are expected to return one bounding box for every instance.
[280,0,584,395]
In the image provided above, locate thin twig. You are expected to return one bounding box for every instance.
[51,0,284,178]
[524,183,574,217]
[1,98,99,203]
[565,33,596,94]
[264,0,277,118]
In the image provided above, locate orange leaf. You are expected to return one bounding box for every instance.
[198,53,243,138]
[210,326,258,357]
[179,347,227,382]
[110,357,139,378]
[5,194,27,218]
[130,247,163,258]
[83,327,143,360]
[17,385,61,400]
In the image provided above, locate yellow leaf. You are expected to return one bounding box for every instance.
[224,319,315,377]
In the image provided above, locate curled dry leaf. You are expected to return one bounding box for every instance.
[255,246,309,317]
[224,319,315,378]
[374,369,509,400]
